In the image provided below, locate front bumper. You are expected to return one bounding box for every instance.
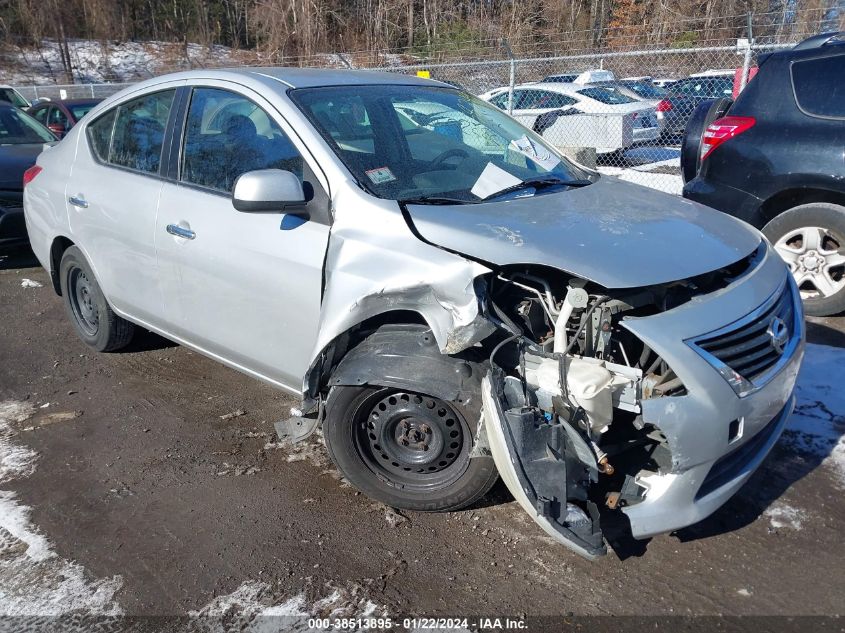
[619,250,804,539]
[483,241,804,552]
[0,205,29,248]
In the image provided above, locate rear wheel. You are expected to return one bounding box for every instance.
[59,246,135,351]
[323,385,498,512]
[763,203,845,316]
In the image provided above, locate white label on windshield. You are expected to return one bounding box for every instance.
[365,166,397,184]
[470,162,523,199]
[508,135,561,171]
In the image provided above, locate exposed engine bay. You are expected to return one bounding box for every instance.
[480,255,757,557]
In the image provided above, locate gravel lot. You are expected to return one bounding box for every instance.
[1,245,844,628]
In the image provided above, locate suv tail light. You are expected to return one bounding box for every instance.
[656,99,672,112]
[700,116,756,161]
[23,165,42,187]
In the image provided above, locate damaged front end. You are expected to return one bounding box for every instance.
[476,242,803,558]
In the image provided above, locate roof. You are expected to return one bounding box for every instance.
[171,67,446,89]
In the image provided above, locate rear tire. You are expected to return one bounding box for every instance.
[59,246,135,351]
[763,203,845,317]
[323,385,498,512]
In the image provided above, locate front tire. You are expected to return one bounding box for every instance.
[323,385,498,512]
[59,246,135,351]
[763,203,845,316]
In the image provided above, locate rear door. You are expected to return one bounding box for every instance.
[154,82,331,390]
[67,83,182,323]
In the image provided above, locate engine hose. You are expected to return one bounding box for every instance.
[562,295,612,356]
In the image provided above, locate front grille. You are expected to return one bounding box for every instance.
[687,280,799,396]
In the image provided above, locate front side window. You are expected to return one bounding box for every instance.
[516,90,576,110]
[32,107,49,124]
[107,90,175,173]
[577,87,635,105]
[622,82,667,99]
[49,107,69,129]
[0,106,55,144]
[291,85,591,202]
[791,55,844,119]
[180,87,304,193]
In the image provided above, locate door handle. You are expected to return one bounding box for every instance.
[166,224,196,240]
[68,195,88,209]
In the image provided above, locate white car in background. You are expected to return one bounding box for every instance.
[479,81,660,153]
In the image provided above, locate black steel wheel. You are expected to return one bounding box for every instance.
[59,246,135,352]
[354,390,470,492]
[324,385,498,512]
[67,266,100,336]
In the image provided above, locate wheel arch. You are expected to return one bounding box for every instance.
[49,235,75,295]
[760,187,845,226]
[302,310,487,409]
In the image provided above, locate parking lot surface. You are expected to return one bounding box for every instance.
[1,246,844,622]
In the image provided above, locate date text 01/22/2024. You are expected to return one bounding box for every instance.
[306,617,528,630]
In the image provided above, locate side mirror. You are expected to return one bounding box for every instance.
[47,123,66,136]
[232,169,307,216]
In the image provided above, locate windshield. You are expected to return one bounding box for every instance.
[0,88,28,109]
[621,81,667,99]
[290,85,592,202]
[576,87,636,105]
[0,106,55,144]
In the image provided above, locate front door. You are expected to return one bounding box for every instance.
[154,84,330,391]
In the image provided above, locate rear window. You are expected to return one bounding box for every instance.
[791,55,845,119]
[576,87,635,105]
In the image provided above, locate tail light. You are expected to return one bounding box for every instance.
[700,116,756,162]
[23,165,42,187]
[656,99,673,112]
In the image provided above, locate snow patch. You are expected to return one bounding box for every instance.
[764,502,807,530]
[189,580,384,632]
[20,279,43,289]
[265,429,348,484]
[783,343,845,486]
[0,400,124,616]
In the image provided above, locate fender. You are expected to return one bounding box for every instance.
[329,324,484,407]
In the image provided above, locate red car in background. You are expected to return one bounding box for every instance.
[26,98,102,138]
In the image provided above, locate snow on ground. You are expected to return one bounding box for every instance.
[783,343,845,487]
[188,580,387,632]
[0,400,124,616]
[597,146,684,194]
[765,502,807,530]
[1,39,255,84]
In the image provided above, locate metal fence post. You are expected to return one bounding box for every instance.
[740,12,754,91]
[502,38,516,115]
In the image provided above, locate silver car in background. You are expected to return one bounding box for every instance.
[24,69,803,559]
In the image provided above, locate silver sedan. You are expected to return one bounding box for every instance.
[23,68,803,559]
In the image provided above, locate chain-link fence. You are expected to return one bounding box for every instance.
[12,82,134,101]
[6,11,823,194]
[378,41,792,193]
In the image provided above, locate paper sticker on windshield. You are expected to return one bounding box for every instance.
[365,167,397,184]
[509,135,561,171]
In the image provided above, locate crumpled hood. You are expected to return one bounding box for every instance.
[0,143,43,190]
[404,176,761,288]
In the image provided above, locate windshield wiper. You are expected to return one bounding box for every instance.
[485,177,593,200]
[399,195,477,205]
